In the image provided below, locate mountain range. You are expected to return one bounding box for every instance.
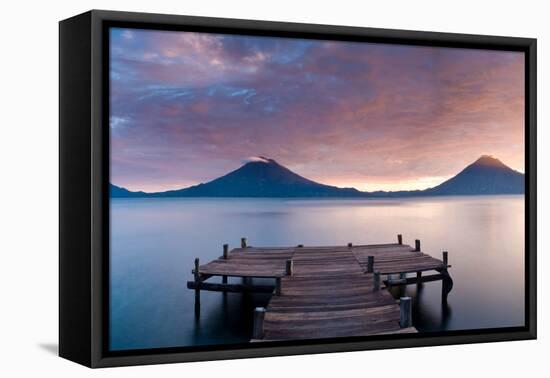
[111,155,524,198]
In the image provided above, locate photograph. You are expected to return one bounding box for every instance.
[108,27,526,351]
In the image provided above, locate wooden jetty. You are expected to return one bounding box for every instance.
[187,235,453,341]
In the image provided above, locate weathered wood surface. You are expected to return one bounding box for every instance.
[196,247,295,278]
[193,242,451,341]
[261,246,406,340]
[351,244,448,274]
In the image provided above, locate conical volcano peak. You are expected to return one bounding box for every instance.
[242,156,276,164]
[472,155,507,168]
[423,154,524,196]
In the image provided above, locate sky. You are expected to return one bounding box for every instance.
[110,28,525,193]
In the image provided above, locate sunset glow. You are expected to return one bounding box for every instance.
[110,28,525,192]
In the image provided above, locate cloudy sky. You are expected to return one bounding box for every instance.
[110,28,525,193]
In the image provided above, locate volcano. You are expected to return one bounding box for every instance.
[423,155,524,195]
[146,157,361,197]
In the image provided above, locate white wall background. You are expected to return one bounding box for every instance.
[0,0,546,376]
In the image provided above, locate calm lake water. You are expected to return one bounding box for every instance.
[110,195,525,351]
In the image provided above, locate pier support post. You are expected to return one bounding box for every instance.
[275,277,282,296]
[367,256,374,273]
[241,237,247,248]
[400,272,407,279]
[442,274,453,304]
[252,307,266,339]
[414,239,421,252]
[194,257,200,316]
[439,251,453,303]
[416,271,423,287]
[348,242,353,248]
[297,244,304,248]
[400,297,412,328]
[286,260,293,276]
[222,244,229,285]
[397,234,403,245]
[373,271,380,291]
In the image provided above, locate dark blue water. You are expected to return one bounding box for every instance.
[109,196,525,351]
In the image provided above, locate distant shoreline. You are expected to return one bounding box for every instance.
[110,193,524,200]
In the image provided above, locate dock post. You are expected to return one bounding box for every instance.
[348,242,353,248]
[441,251,452,303]
[297,244,304,248]
[222,244,229,285]
[442,274,453,304]
[194,257,200,316]
[285,260,293,276]
[367,256,374,273]
[252,307,266,339]
[373,271,380,291]
[416,271,422,279]
[414,239,421,252]
[241,237,247,248]
[275,277,282,296]
[400,297,412,328]
[397,234,403,245]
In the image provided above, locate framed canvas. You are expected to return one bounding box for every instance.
[59,10,537,368]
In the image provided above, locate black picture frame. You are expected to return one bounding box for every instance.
[59,9,537,368]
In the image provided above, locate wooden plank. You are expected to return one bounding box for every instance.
[351,244,447,274]
[263,320,405,340]
[261,246,406,340]
[196,246,296,278]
